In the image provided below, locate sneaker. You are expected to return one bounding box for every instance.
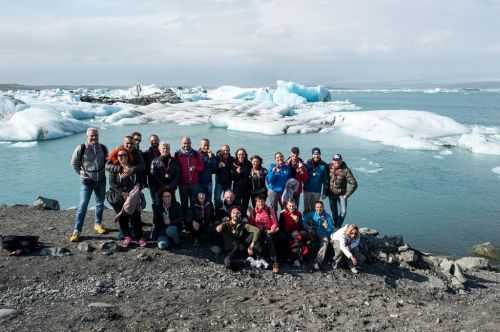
[350,267,360,274]
[94,224,108,235]
[313,263,320,271]
[293,259,301,267]
[69,231,80,242]
[138,238,147,248]
[121,236,132,248]
[272,263,280,273]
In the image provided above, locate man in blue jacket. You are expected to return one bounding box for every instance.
[303,147,327,213]
[265,152,291,212]
[303,200,334,270]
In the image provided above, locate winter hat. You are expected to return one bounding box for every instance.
[312,147,321,155]
[332,154,343,161]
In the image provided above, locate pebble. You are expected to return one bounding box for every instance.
[88,302,114,309]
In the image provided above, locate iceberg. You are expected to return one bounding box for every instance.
[0,107,88,141]
[207,86,257,100]
[274,80,331,103]
[457,127,500,155]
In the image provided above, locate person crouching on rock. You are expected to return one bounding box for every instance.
[331,224,361,274]
[216,206,260,271]
[152,188,183,250]
[278,199,309,267]
[248,195,280,273]
[302,200,334,271]
[106,147,146,248]
[190,191,215,246]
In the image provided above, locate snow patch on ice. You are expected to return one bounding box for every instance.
[457,127,500,155]
[9,141,38,148]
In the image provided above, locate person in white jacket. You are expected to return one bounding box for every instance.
[331,224,361,274]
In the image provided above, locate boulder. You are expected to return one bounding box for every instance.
[359,228,379,236]
[39,247,71,257]
[472,242,499,260]
[0,308,17,320]
[397,250,419,265]
[98,241,118,252]
[77,242,94,253]
[439,258,454,274]
[455,257,490,271]
[32,196,60,211]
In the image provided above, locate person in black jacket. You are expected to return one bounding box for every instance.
[152,188,184,250]
[143,134,160,195]
[249,155,268,208]
[213,144,233,209]
[106,135,145,185]
[231,148,252,217]
[149,142,180,205]
[106,147,146,248]
[190,191,216,246]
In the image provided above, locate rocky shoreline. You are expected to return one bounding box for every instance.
[1,205,499,331]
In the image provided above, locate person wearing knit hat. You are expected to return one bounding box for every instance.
[303,147,327,214]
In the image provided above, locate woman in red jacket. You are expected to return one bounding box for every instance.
[278,199,309,267]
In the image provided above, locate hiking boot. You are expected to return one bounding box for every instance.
[121,236,132,248]
[69,231,80,242]
[138,238,147,248]
[94,224,108,235]
[272,263,280,273]
[350,267,359,274]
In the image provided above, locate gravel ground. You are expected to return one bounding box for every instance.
[0,206,499,332]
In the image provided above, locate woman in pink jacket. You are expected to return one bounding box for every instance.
[248,195,280,273]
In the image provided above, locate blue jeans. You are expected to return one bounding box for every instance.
[266,190,283,212]
[329,195,347,229]
[158,226,180,250]
[73,181,106,232]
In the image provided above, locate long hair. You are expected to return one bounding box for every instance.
[107,147,133,165]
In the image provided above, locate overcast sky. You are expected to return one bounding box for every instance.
[1,0,499,86]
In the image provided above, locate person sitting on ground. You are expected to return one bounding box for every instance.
[215,189,237,222]
[302,200,334,270]
[331,224,361,274]
[287,147,309,203]
[214,144,233,209]
[324,154,358,229]
[265,152,291,212]
[216,205,260,271]
[152,188,184,250]
[69,127,109,242]
[150,142,180,205]
[106,147,146,248]
[303,147,327,214]
[190,191,215,246]
[278,200,308,267]
[231,148,252,216]
[248,195,280,273]
[249,155,268,208]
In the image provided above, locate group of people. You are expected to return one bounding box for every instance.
[70,128,361,273]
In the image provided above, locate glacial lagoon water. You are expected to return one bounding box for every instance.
[1,90,499,258]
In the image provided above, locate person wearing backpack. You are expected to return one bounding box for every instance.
[69,128,109,242]
[324,154,358,229]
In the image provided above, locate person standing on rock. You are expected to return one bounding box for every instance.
[303,147,327,214]
[106,147,146,248]
[106,135,145,186]
[69,128,109,242]
[143,134,161,202]
[216,205,261,271]
[324,154,358,229]
[331,224,361,274]
[198,138,216,201]
[174,136,204,223]
[231,148,252,216]
[249,155,268,208]
[150,142,180,205]
[213,144,234,209]
[152,188,183,250]
[302,200,334,271]
[265,152,291,212]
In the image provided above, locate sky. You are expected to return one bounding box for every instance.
[1,0,500,86]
